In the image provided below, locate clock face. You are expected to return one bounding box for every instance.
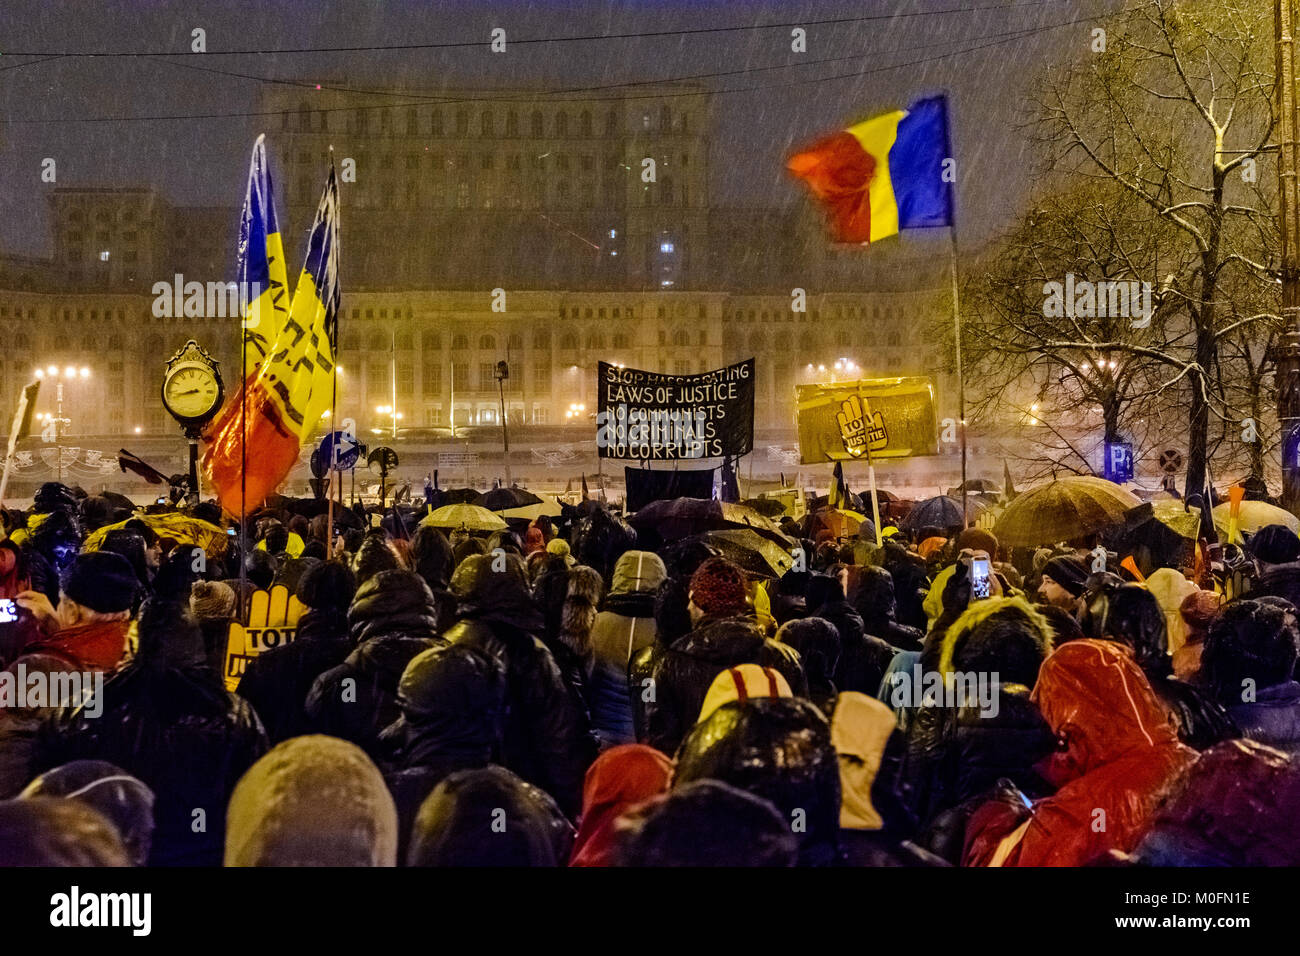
[164,364,220,420]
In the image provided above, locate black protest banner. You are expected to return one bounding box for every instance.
[596,359,755,460]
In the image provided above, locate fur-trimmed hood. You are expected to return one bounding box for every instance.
[938,595,1053,687]
[559,566,604,658]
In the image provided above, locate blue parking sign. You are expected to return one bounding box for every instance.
[1104,441,1133,483]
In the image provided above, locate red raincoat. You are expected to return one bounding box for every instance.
[569,744,672,867]
[964,639,1195,867]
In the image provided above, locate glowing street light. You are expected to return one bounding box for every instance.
[375,404,401,438]
[34,365,93,481]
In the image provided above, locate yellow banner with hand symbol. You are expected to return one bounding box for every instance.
[797,376,938,464]
[223,584,306,692]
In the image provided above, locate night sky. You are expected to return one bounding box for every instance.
[0,0,1115,260]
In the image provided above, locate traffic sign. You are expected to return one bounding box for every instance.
[1104,441,1133,483]
[319,430,361,471]
[367,446,399,474]
[1158,449,1184,475]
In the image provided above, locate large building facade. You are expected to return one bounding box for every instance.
[0,84,979,494]
[0,282,939,440]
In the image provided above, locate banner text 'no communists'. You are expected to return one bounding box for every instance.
[596,359,755,460]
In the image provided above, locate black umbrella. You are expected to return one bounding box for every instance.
[741,497,788,518]
[628,497,789,546]
[691,529,794,578]
[901,495,984,533]
[443,488,480,504]
[475,487,544,511]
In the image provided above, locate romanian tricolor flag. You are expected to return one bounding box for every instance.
[787,96,954,244]
[204,150,340,515]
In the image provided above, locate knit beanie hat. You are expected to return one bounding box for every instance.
[1249,524,1300,565]
[689,557,749,618]
[1042,555,1089,597]
[190,580,237,621]
[296,560,357,612]
[1180,589,1222,642]
[62,551,139,614]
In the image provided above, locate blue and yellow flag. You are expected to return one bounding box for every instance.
[239,134,290,366]
[205,147,339,515]
[263,153,340,440]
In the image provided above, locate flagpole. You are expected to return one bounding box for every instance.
[0,454,13,509]
[329,147,342,551]
[0,381,36,508]
[857,384,884,547]
[238,306,248,618]
[326,351,338,560]
[949,224,968,528]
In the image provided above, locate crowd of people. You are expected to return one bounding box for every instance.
[2,479,1300,867]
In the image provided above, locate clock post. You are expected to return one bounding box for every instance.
[161,340,224,507]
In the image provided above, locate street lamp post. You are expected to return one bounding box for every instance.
[34,365,90,484]
[375,405,401,438]
[495,360,511,487]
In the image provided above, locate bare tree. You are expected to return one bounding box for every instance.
[1037,0,1278,494]
[961,180,1187,481]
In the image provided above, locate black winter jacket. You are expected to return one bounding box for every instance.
[444,617,593,818]
[34,665,267,866]
[645,616,806,757]
[901,690,1055,837]
[237,609,353,744]
[813,597,900,697]
[304,570,441,757]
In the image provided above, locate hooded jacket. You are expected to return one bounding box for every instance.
[808,574,899,697]
[963,640,1196,867]
[34,599,268,866]
[381,643,506,856]
[225,735,398,866]
[847,565,925,652]
[408,765,575,866]
[408,525,459,634]
[833,691,949,867]
[587,551,667,747]
[1226,680,1300,754]
[569,744,673,867]
[1133,739,1300,866]
[305,570,441,757]
[1144,568,1199,657]
[645,616,807,758]
[20,759,155,867]
[443,555,596,818]
[898,597,1056,846]
[674,698,841,866]
[236,608,353,744]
